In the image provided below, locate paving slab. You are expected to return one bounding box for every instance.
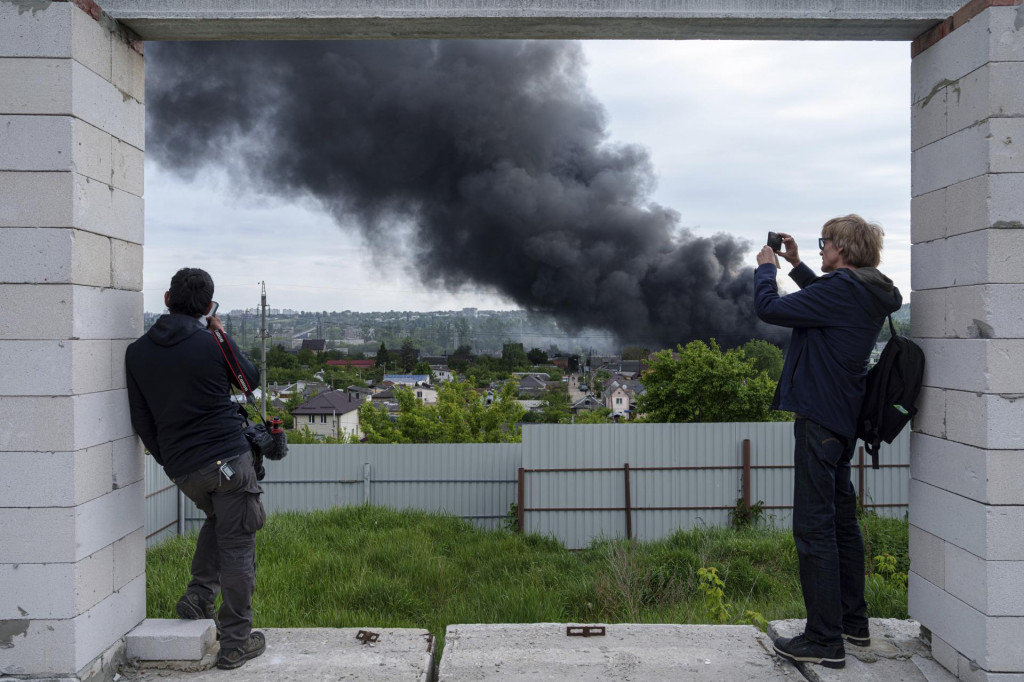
[126,618,217,662]
[118,628,433,681]
[768,619,956,682]
[437,623,798,681]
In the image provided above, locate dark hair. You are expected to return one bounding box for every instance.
[167,268,214,316]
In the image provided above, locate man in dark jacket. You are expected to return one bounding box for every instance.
[754,216,902,670]
[126,268,266,670]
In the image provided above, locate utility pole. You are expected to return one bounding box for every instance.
[260,282,269,419]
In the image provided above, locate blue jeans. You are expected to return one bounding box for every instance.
[792,418,868,646]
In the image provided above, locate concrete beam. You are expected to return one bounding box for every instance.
[97,0,963,41]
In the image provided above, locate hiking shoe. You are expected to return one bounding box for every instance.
[217,631,266,670]
[843,630,871,647]
[175,592,220,638]
[773,634,845,669]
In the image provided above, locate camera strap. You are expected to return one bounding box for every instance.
[211,328,270,429]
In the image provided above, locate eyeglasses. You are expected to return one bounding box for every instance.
[818,237,831,250]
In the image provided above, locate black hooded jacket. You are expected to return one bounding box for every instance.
[125,314,259,478]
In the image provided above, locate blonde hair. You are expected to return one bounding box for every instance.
[822,214,884,268]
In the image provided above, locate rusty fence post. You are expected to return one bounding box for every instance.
[624,462,632,541]
[858,447,865,509]
[742,439,751,509]
[517,467,525,533]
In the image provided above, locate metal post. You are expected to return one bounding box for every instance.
[742,439,751,509]
[517,467,525,533]
[260,282,268,419]
[858,446,865,509]
[623,462,632,541]
[177,489,185,537]
[363,462,372,504]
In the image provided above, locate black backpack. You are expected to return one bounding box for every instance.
[857,315,925,469]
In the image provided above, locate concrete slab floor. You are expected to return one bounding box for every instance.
[437,623,797,681]
[768,619,957,682]
[117,628,434,682]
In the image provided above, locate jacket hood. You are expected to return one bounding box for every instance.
[845,267,903,315]
[146,313,208,347]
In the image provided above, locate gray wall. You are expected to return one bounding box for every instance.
[146,424,909,549]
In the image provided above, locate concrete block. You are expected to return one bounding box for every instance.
[111,138,144,197]
[0,1,73,59]
[911,432,1024,506]
[73,389,135,450]
[0,58,73,114]
[911,122,989,197]
[0,394,75,451]
[912,230,1024,291]
[74,574,146,673]
[946,390,1024,451]
[918,338,1024,393]
[0,172,74,227]
[74,482,144,562]
[990,118,1024,174]
[946,543,1024,617]
[111,240,143,291]
[111,339,133,390]
[112,527,145,591]
[910,185,947,244]
[74,173,145,243]
[910,479,1024,561]
[0,115,72,171]
[0,611,76,674]
[112,435,144,490]
[72,287,143,341]
[72,340,115,395]
[949,62,1024,137]
[126,619,217,662]
[947,284,1024,340]
[72,229,113,287]
[0,505,76,564]
[0,443,112,508]
[0,340,73,394]
[911,80,946,152]
[913,386,945,439]
[910,289,945,338]
[929,632,959,679]
[71,119,115,184]
[0,229,70,284]
[111,34,144,105]
[0,552,115,621]
[909,523,945,589]
[69,0,112,81]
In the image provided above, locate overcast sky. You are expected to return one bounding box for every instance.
[143,40,911,314]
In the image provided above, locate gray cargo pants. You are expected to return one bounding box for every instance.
[172,448,265,650]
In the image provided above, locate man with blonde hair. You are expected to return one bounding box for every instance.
[754,215,902,669]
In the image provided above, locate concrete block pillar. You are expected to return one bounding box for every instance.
[908,1,1024,679]
[0,2,146,679]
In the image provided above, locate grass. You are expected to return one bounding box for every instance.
[146,506,909,654]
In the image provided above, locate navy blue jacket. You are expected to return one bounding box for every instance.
[754,262,902,438]
[126,314,259,478]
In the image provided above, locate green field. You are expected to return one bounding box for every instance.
[147,506,908,652]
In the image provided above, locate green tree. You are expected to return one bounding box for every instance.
[501,342,530,371]
[737,339,785,382]
[636,340,788,423]
[358,381,525,443]
[621,346,651,361]
[526,348,548,365]
[374,342,389,369]
[399,338,419,372]
[537,387,572,424]
[296,348,316,367]
[412,360,433,379]
[574,406,613,424]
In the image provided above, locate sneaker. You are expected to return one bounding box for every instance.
[843,630,871,647]
[175,592,220,638]
[773,634,846,669]
[217,631,266,670]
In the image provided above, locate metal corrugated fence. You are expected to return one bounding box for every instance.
[145,424,908,549]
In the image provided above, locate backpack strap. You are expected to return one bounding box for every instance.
[211,329,270,429]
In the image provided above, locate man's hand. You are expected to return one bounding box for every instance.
[777,232,801,267]
[207,315,225,333]
[756,245,780,267]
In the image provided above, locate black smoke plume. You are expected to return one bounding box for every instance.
[147,40,781,348]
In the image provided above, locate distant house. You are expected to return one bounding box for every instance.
[300,339,327,353]
[429,366,455,383]
[291,389,362,439]
[517,375,548,397]
[607,386,632,419]
[346,385,374,400]
[383,374,431,386]
[571,395,603,414]
[372,384,437,404]
[327,359,376,370]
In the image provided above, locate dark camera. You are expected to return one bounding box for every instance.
[767,231,783,251]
